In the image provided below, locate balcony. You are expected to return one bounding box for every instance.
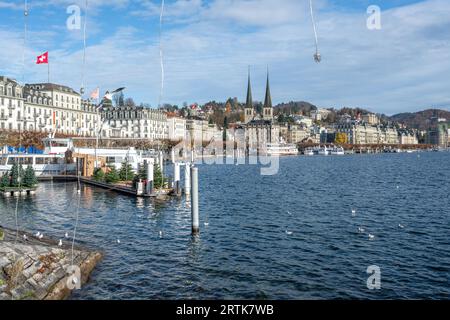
[39,123,46,128]
[0,114,8,120]
[7,105,15,110]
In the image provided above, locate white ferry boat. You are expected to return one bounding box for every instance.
[265,143,299,156]
[303,148,314,156]
[0,153,74,176]
[316,146,329,156]
[1,137,158,176]
[330,146,345,155]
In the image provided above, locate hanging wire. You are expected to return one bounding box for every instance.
[309,0,321,63]
[158,0,165,108]
[80,0,88,95]
[22,0,28,83]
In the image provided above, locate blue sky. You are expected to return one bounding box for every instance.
[0,0,449,115]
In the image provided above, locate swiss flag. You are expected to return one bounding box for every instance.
[36,52,48,64]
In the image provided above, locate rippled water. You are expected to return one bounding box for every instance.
[1,152,449,299]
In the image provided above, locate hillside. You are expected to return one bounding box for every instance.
[389,109,450,130]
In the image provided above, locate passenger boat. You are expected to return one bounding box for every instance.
[303,148,314,156]
[330,146,345,155]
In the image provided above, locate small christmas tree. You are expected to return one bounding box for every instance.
[0,172,9,189]
[105,165,120,183]
[9,163,23,188]
[153,164,165,189]
[23,165,37,188]
[119,161,134,181]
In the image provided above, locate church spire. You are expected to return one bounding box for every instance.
[264,67,272,109]
[246,66,253,109]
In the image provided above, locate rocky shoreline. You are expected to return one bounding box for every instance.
[0,226,102,300]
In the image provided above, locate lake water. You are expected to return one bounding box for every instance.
[1,152,449,299]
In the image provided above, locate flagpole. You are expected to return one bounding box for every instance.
[47,61,50,83]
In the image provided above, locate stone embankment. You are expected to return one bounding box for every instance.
[0,226,102,300]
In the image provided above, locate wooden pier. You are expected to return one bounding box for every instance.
[36,175,173,198]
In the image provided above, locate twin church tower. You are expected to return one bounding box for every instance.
[244,69,274,124]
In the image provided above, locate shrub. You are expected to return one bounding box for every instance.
[119,161,134,181]
[93,167,105,182]
[105,166,120,184]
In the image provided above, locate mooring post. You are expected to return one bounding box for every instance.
[146,161,154,195]
[184,163,191,196]
[159,151,164,176]
[191,166,199,234]
[174,163,181,196]
[171,148,175,164]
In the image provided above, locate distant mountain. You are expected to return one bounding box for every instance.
[389,109,450,130]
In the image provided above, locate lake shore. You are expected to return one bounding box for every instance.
[0,226,102,300]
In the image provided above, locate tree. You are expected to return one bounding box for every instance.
[93,168,105,182]
[105,166,120,183]
[23,165,37,188]
[335,132,348,145]
[153,164,165,189]
[124,98,136,107]
[119,161,134,181]
[0,172,9,189]
[9,163,24,188]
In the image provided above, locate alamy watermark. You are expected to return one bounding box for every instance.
[367,5,381,30]
[366,265,381,290]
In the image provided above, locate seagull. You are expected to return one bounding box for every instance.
[368,234,375,240]
[204,222,209,226]
[23,234,28,241]
[351,209,356,216]
[72,276,78,285]
[38,233,44,240]
[117,239,121,244]
[58,239,63,247]
[398,224,405,229]
[35,231,41,237]
[287,211,292,216]
[358,227,365,233]
[159,231,163,238]
[396,186,400,189]
[65,232,69,238]
[286,230,293,235]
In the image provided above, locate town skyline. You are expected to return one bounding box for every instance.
[1,0,449,114]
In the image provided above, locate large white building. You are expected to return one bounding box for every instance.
[23,83,99,136]
[102,105,168,140]
[167,116,187,141]
[0,76,25,131]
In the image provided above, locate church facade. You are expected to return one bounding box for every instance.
[243,71,280,152]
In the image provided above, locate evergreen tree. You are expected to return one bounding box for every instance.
[9,163,23,188]
[105,166,120,183]
[23,165,37,188]
[93,168,105,182]
[0,172,9,189]
[153,164,165,189]
[119,161,134,181]
[132,164,147,189]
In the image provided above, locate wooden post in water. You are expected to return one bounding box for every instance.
[146,161,153,195]
[184,163,191,197]
[174,162,181,196]
[171,148,175,164]
[191,166,199,235]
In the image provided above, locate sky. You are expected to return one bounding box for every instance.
[0,0,449,115]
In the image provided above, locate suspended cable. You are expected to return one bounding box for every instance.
[80,0,88,95]
[22,0,28,83]
[158,0,165,108]
[309,0,321,63]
